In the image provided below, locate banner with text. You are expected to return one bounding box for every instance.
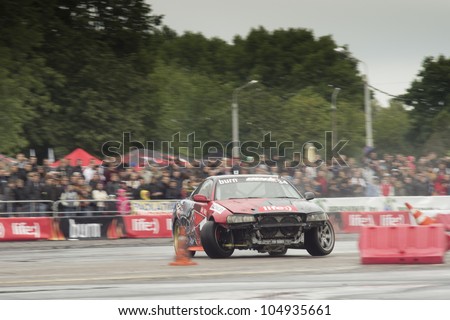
[313,196,450,216]
[0,217,52,241]
[122,214,172,238]
[58,216,124,240]
[339,211,411,233]
[130,200,177,215]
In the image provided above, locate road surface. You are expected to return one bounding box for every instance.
[1,236,449,299]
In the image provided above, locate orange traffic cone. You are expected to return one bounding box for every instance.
[405,202,436,226]
[107,218,120,239]
[169,226,197,266]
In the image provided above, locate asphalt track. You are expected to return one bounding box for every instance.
[1,235,449,300]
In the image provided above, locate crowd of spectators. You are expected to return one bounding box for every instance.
[0,150,449,215]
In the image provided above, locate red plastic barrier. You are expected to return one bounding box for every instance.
[436,214,450,231]
[0,217,52,241]
[359,224,447,264]
[122,214,172,238]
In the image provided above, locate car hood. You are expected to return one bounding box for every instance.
[214,198,322,214]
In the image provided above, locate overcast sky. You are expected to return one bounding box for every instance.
[148,0,450,106]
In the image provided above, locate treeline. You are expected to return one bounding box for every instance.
[0,0,449,160]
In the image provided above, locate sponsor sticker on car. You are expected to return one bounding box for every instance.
[259,205,296,212]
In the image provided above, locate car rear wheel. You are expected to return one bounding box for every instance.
[304,220,335,256]
[173,219,196,257]
[201,221,234,259]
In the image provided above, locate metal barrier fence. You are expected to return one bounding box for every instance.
[0,200,54,217]
[0,199,178,217]
[52,199,120,217]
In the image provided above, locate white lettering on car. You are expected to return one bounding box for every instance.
[218,178,238,184]
[246,177,288,184]
[260,205,294,212]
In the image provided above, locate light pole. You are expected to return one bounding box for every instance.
[331,87,341,146]
[231,80,258,158]
[334,47,373,148]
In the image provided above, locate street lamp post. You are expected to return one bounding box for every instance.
[331,87,341,146]
[363,72,374,148]
[231,80,258,159]
[334,47,373,148]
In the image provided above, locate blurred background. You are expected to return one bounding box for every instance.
[0,0,449,201]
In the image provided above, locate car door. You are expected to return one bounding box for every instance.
[191,179,214,244]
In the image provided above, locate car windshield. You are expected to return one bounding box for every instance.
[214,176,302,200]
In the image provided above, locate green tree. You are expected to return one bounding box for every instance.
[424,109,450,154]
[0,0,60,154]
[373,101,412,155]
[19,0,163,156]
[1,1,394,161]
[402,55,450,149]
[147,62,231,149]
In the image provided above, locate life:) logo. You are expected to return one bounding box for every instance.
[131,218,160,233]
[12,222,41,238]
[261,205,294,212]
[0,223,5,238]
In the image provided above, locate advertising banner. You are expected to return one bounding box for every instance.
[313,196,450,216]
[57,216,124,240]
[130,200,177,215]
[0,217,52,241]
[339,211,411,233]
[122,214,172,238]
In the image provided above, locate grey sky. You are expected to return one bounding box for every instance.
[148,0,450,106]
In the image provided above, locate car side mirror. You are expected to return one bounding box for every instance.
[193,194,209,202]
[304,192,315,201]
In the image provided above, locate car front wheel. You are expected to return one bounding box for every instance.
[200,221,234,259]
[304,220,335,256]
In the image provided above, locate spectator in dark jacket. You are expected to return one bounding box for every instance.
[414,174,430,196]
[146,176,164,199]
[13,179,28,214]
[25,173,45,214]
[165,180,182,199]
[403,177,416,196]
[106,173,121,196]
[41,177,63,213]
[25,174,42,200]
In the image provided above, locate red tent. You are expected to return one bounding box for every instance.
[0,154,15,164]
[51,148,103,167]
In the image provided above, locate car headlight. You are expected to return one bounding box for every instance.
[227,215,256,224]
[306,212,328,221]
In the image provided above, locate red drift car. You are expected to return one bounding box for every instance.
[172,174,335,259]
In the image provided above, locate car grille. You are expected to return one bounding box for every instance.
[257,214,303,238]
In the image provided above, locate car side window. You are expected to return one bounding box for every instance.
[190,181,203,198]
[197,180,213,198]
